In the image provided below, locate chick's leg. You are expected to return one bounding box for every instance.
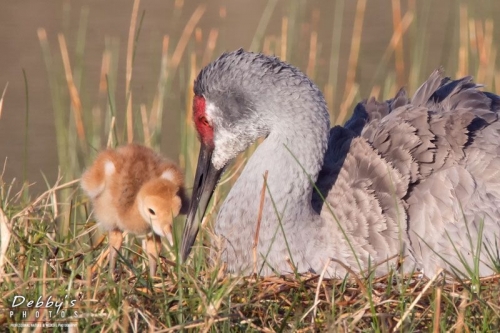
[144,234,162,276]
[108,229,123,275]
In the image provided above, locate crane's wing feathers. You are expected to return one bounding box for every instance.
[316,69,500,274]
[410,67,445,107]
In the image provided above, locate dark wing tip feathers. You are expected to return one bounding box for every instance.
[344,69,500,153]
[429,75,474,103]
[359,68,499,118]
[343,101,369,134]
[483,91,500,111]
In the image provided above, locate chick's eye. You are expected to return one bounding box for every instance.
[148,208,156,216]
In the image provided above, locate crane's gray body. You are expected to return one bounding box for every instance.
[195,50,500,277]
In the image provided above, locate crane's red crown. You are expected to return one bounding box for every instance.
[193,95,214,147]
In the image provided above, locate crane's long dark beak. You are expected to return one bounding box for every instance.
[181,142,224,261]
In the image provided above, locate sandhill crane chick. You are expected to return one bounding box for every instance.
[81,144,188,276]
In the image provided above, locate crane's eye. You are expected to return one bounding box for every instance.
[199,116,210,127]
[148,208,156,216]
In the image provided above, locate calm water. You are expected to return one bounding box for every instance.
[0,0,499,193]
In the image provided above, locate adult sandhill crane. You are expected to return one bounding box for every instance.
[181,49,500,278]
[81,144,188,276]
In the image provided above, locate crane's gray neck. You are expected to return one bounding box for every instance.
[256,95,330,204]
[222,52,330,206]
[207,52,331,273]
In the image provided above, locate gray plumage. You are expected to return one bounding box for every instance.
[184,49,500,278]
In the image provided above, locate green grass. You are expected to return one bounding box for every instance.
[1,0,500,331]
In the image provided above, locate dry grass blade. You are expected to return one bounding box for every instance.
[249,0,278,51]
[394,268,443,331]
[433,283,442,333]
[253,170,268,275]
[280,16,288,61]
[454,289,469,333]
[99,49,111,94]
[343,0,366,101]
[126,0,140,143]
[170,4,206,70]
[150,35,169,131]
[106,116,116,148]
[330,257,367,295]
[0,82,8,120]
[12,178,80,220]
[202,28,219,66]
[306,31,318,78]
[381,10,414,66]
[126,0,140,96]
[58,33,87,148]
[492,59,500,94]
[311,258,332,324]
[477,19,494,84]
[126,91,134,143]
[336,83,359,125]
[306,9,320,78]
[457,4,469,78]
[140,103,151,147]
[391,0,405,86]
[189,51,198,114]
